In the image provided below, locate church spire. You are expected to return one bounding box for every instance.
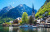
[32,4,34,13]
[32,3,35,20]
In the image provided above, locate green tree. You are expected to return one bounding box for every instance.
[22,12,28,24]
[29,16,33,24]
[34,20,37,25]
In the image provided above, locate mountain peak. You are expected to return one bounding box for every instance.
[19,4,23,7]
[0,5,13,16]
[3,5,13,9]
[18,4,26,7]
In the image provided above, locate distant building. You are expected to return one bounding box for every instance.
[16,17,22,24]
[46,17,50,24]
[37,19,41,24]
[45,17,50,27]
[13,17,22,24]
[13,19,18,24]
[9,21,13,23]
[45,12,48,14]
[40,20,45,24]
[37,17,41,24]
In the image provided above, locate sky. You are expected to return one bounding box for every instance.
[0,0,46,11]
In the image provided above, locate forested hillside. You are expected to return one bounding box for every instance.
[0,17,14,24]
[35,0,50,18]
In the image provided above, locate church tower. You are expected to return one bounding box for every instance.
[32,4,35,20]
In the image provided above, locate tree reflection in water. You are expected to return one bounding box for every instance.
[19,28,37,32]
[0,27,50,32]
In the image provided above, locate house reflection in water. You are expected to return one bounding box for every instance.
[9,27,50,32]
[9,27,13,32]
[9,27,19,32]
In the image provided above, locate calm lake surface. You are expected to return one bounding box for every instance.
[0,27,50,32]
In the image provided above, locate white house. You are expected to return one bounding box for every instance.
[9,21,13,23]
[37,19,41,24]
[46,17,50,24]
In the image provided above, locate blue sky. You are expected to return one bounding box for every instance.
[0,0,46,11]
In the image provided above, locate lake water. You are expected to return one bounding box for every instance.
[0,27,50,32]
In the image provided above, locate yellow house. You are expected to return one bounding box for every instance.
[18,18,22,24]
[13,17,22,24]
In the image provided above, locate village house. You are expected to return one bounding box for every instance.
[37,18,41,24]
[12,17,22,26]
[44,17,50,27]
[40,17,47,24]
[16,17,22,24]
[2,23,9,27]
[40,20,45,25]
[45,17,50,24]
[13,17,22,24]
[13,19,18,24]
[9,21,13,24]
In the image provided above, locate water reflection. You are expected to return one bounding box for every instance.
[19,28,37,32]
[0,27,50,32]
[19,28,34,32]
[0,27,9,32]
[9,27,13,32]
